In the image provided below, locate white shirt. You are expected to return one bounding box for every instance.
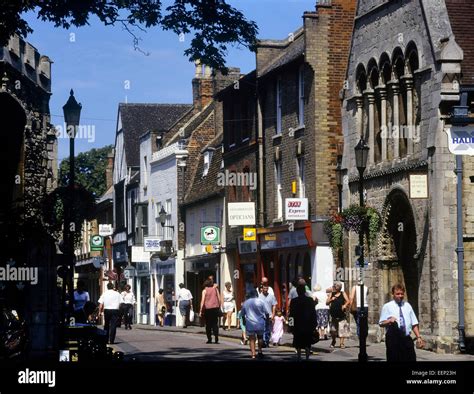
[121,291,136,304]
[258,292,277,315]
[98,289,122,310]
[379,300,419,336]
[257,285,274,297]
[177,288,193,302]
[354,285,369,308]
[313,291,329,310]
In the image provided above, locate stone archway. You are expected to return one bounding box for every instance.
[0,92,26,260]
[377,188,419,315]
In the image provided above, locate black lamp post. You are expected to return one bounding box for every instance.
[62,89,82,324]
[354,137,369,363]
[335,159,343,270]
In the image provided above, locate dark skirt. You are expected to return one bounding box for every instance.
[292,330,313,349]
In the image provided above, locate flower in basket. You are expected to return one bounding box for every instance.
[324,213,343,250]
[341,205,367,234]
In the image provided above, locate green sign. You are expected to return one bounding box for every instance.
[90,235,104,251]
[201,226,220,245]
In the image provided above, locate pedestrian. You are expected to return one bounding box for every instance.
[177,283,193,328]
[73,280,90,323]
[222,282,235,330]
[199,278,221,344]
[327,282,350,349]
[98,282,122,344]
[379,283,424,361]
[312,284,330,340]
[289,282,317,361]
[120,284,135,330]
[155,288,166,327]
[271,308,286,346]
[237,302,248,345]
[241,289,267,359]
[258,284,277,347]
[349,281,369,338]
[260,277,274,296]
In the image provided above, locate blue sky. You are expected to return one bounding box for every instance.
[23,0,315,162]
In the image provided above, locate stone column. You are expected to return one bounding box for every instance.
[376,85,387,161]
[388,80,400,159]
[402,75,414,156]
[355,94,364,137]
[364,89,375,165]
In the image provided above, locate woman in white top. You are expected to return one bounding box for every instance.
[312,284,330,340]
[222,282,235,330]
[120,284,136,330]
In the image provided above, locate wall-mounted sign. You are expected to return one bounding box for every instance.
[90,235,104,251]
[131,246,151,263]
[285,198,308,220]
[409,173,428,199]
[445,126,474,155]
[144,237,161,252]
[243,227,256,241]
[201,226,220,244]
[99,224,113,236]
[228,202,256,226]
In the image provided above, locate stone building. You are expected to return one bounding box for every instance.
[0,35,58,350]
[341,0,474,353]
[255,0,356,309]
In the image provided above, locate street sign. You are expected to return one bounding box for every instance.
[90,235,104,251]
[243,227,256,241]
[201,226,220,244]
[99,224,113,236]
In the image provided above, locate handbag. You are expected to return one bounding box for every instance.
[189,310,195,322]
[338,318,351,338]
[217,308,223,318]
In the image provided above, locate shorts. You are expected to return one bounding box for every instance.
[246,330,264,338]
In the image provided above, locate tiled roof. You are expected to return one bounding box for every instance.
[446,0,474,85]
[119,103,192,167]
[184,133,224,205]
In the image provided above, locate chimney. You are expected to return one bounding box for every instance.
[192,59,214,111]
[106,149,114,190]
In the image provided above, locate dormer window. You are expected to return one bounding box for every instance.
[203,150,213,177]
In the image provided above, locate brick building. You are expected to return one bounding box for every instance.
[255,0,356,310]
[341,0,474,353]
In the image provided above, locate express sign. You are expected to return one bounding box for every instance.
[285,198,308,220]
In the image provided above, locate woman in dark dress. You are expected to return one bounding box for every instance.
[289,282,317,361]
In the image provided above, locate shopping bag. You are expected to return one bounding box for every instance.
[189,310,195,322]
[338,318,351,338]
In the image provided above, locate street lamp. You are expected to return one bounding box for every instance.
[62,89,82,324]
[159,206,174,230]
[354,137,369,362]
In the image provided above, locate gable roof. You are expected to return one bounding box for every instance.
[183,133,224,206]
[446,0,474,85]
[118,103,192,167]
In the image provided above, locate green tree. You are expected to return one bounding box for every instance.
[0,0,258,71]
[59,145,113,197]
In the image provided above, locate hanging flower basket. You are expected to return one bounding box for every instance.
[324,205,381,250]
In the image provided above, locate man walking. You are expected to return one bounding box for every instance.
[241,289,267,359]
[258,284,277,347]
[379,283,424,361]
[177,283,193,328]
[98,282,122,344]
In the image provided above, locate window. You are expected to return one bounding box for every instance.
[134,203,148,244]
[297,157,305,198]
[275,162,283,219]
[143,156,148,188]
[114,182,124,230]
[203,151,213,177]
[298,66,304,126]
[164,199,172,240]
[276,77,282,134]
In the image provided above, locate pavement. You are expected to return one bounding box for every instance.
[112,323,474,362]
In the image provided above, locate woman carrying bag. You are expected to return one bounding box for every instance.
[199,278,221,344]
[327,282,350,348]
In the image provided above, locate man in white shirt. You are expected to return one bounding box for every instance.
[98,282,122,344]
[379,283,424,361]
[177,283,193,328]
[258,285,277,347]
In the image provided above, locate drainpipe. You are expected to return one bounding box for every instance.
[451,91,468,353]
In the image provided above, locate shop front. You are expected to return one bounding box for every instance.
[151,256,176,326]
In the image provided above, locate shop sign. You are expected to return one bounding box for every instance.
[99,224,113,236]
[90,235,104,251]
[144,237,161,252]
[285,198,308,220]
[243,227,256,241]
[228,202,256,226]
[201,226,220,244]
[445,125,474,155]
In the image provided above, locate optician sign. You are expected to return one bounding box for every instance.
[228,202,256,226]
[445,126,474,155]
[99,224,113,236]
[285,198,308,220]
